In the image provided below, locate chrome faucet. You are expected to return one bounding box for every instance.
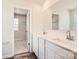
[66,31,74,40]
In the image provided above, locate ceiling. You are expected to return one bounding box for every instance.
[27,0,60,10]
[31,0,76,11]
[27,0,60,6]
[32,0,46,5]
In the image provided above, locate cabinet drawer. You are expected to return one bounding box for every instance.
[46,41,74,58]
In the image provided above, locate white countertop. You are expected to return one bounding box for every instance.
[32,32,77,53]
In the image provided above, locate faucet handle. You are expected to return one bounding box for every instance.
[66,34,70,40]
[66,31,70,40]
[71,36,74,40]
[66,30,74,40]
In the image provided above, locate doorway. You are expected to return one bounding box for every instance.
[14,8,30,55]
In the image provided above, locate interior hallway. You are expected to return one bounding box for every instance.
[14,14,28,54]
[14,40,28,54]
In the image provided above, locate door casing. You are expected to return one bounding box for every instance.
[13,8,32,54]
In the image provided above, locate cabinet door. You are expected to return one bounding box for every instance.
[39,38,45,59]
[55,54,63,59]
[46,48,55,59]
[46,41,75,59]
[33,36,39,58]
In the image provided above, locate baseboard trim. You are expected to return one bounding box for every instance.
[14,52,27,56]
[4,56,14,59]
[3,54,14,59]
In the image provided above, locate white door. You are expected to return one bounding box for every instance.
[33,36,39,58]
[39,38,45,59]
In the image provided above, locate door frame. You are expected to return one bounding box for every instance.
[13,7,32,54]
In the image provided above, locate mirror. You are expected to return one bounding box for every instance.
[50,0,77,31]
[69,8,77,31]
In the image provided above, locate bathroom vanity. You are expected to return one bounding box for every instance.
[32,0,77,59]
[32,32,77,59]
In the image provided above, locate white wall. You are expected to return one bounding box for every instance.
[2,0,14,58]
[42,8,52,31]
[2,0,43,58]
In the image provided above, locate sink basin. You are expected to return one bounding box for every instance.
[52,38,74,44]
[52,38,61,42]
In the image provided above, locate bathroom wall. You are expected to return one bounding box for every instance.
[42,0,77,30]
[2,0,14,58]
[41,0,77,43]
[2,0,43,58]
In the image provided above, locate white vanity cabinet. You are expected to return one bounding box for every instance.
[33,35,39,58]
[38,38,45,59]
[46,47,64,59]
[46,41,74,59]
[32,35,75,59]
[32,35,45,59]
[46,47,55,59]
[55,55,63,59]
